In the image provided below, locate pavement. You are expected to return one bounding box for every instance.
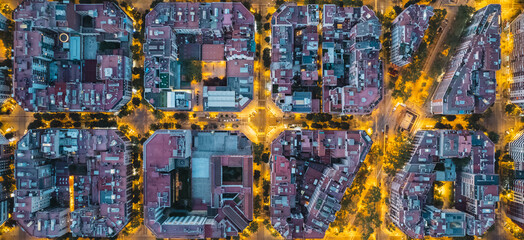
[0,104,33,139]
[118,104,155,135]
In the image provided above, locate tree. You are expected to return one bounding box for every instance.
[445,115,456,121]
[384,134,413,176]
[41,113,57,121]
[261,152,270,163]
[311,113,332,122]
[506,103,517,114]
[150,123,159,131]
[464,114,487,131]
[119,125,130,135]
[153,109,164,120]
[262,179,270,198]
[118,104,132,118]
[150,0,163,9]
[434,121,452,129]
[254,170,261,182]
[306,114,314,120]
[343,0,363,7]
[433,198,444,208]
[191,124,200,130]
[247,221,259,233]
[181,60,202,82]
[404,0,422,8]
[263,219,270,226]
[253,195,262,217]
[368,186,381,203]
[173,112,189,121]
[253,143,265,164]
[50,120,63,128]
[263,23,270,31]
[28,120,45,129]
[4,132,14,139]
[242,0,252,11]
[454,123,464,130]
[132,97,141,107]
[263,48,271,68]
[69,113,81,122]
[328,121,340,129]
[393,5,403,15]
[301,121,309,128]
[488,131,500,144]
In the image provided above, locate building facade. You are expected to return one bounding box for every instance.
[0,134,13,227]
[0,71,11,103]
[508,132,524,228]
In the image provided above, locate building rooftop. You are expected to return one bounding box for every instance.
[431,4,501,115]
[270,4,383,114]
[0,133,13,227]
[269,130,372,239]
[390,4,434,67]
[13,129,132,238]
[508,131,524,228]
[390,130,498,239]
[322,5,383,115]
[143,130,253,238]
[13,0,133,112]
[0,12,8,31]
[509,13,524,108]
[271,4,321,113]
[144,2,255,112]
